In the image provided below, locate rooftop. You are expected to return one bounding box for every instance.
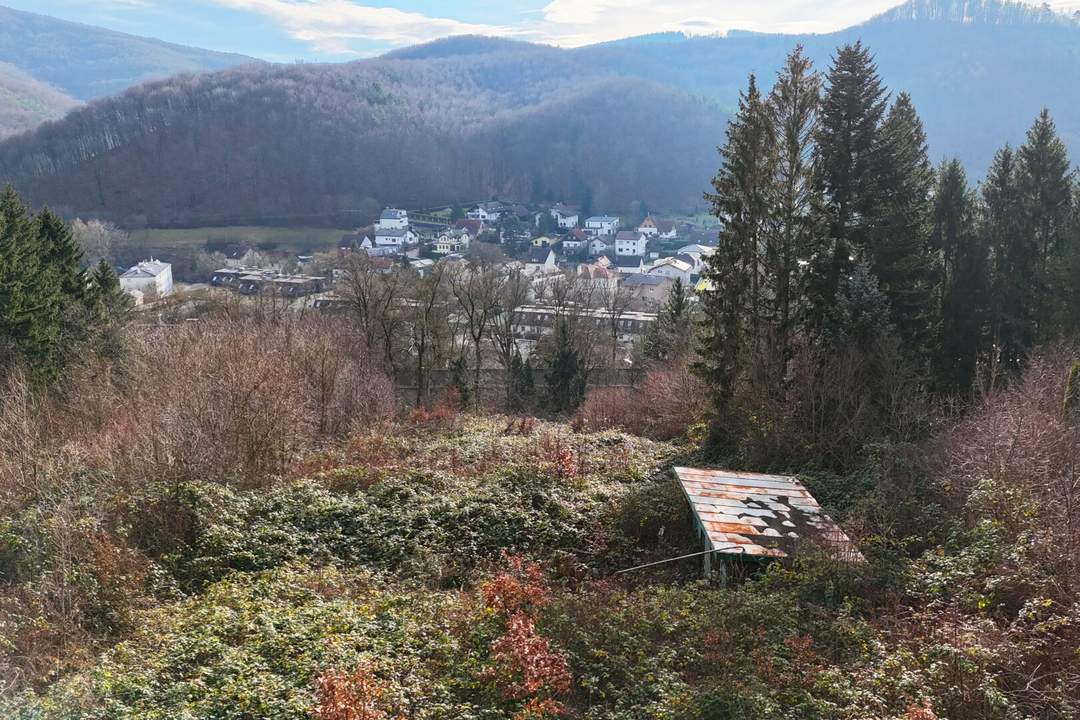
[587,215,620,223]
[673,467,863,562]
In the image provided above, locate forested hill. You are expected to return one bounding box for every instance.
[0,63,78,140]
[0,54,727,225]
[2,0,1080,224]
[0,4,253,137]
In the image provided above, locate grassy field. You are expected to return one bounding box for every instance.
[116,226,347,281]
[125,226,346,253]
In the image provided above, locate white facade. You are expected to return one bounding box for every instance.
[377,208,409,231]
[648,257,693,285]
[550,204,579,229]
[637,216,660,237]
[374,227,417,249]
[120,259,173,300]
[615,231,648,257]
[585,215,620,236]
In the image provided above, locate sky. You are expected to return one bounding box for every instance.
[5,0,1080,62]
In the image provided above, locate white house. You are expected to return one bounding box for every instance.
[655,219,678,240]
[588,237,610,258]
[377,208,409,231]
[615,230,648,257]
[550,203,580,229]
[223,244,258,268]
[585,215,620,236]
[120,259,173,301]
[560,228,588,253]
[468,202,504,222]
[614,255,645,275]
[637,216,660,237]
[648,256,694,285]
[679,243,716,256]
[525,246,558,274]
[374,227,417,250]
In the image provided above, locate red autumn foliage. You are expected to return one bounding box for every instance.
[486,612,572,702]
[481,555,549,616]
[573,361,708,440]
[904,699,938,720]
[312,666,397,720]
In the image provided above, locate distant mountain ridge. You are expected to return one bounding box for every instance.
[0,4,254,136]
[874,0,1080,25]
[1,0,1080,225]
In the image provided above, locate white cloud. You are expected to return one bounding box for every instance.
[208,0,513,54]
[534,0,903,45]
[204,0,1080,56]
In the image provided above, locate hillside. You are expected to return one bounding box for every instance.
[0,4,255,101]
[0,57,726,224]
[1,0,1080,223]
[0,4,254,137]
[0,63,78,139]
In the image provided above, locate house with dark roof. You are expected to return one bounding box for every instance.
[377,208,409,230]
[615,230,648,257]
[614,255,645,275]
[526,246,557,273]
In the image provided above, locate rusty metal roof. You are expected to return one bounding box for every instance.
[673,467,863,562]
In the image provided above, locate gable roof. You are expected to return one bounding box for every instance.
[527,246,555,264]
[121,259,170,278]
[655,219,676,233]
[380,208,407,221]
[615,230,645,243]
[673,467,863,562]
[651,257,693,273]
[455,219,484,234]
[586,215,619,224]
[622,273,668,287]
[614,255,645,269]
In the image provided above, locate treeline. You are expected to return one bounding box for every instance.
[0,187,130,380]
[699,43,1080,467]
[0,57,724,225]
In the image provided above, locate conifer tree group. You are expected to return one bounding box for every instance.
[700,42,1079,428]
[0,186,130,381]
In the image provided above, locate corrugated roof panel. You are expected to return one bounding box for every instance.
[674,467,863,563]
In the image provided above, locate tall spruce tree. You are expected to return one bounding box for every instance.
[699,74,776,413]
[764,46,824,366]
[867,92,937,360]
[0,186,64,376]
[984,145,1037,372]
[1017,109,1073,337]
[1052,184,1080,337]
[810,42,890,331]
[932,159,989,393]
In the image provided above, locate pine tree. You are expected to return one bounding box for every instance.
[644,276,692,362]
[931,160,989,393]
[867,92,937,360]
[1052,184,1080,337]
[699,74,776,412]
[1017,109,1073,337]
[765,46,824,360]
[983,145,1036,372]
[0,186,63,376]
[811,42,890,330]
[545,320,586,414]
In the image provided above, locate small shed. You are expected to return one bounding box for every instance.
[673,467,862,580]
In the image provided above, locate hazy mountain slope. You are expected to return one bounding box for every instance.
[0,59,725,224]
[570,0,1080,173]
[0,63,78,139]
[0,4,255,101]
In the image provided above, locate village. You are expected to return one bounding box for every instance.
[115,201,718,362]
